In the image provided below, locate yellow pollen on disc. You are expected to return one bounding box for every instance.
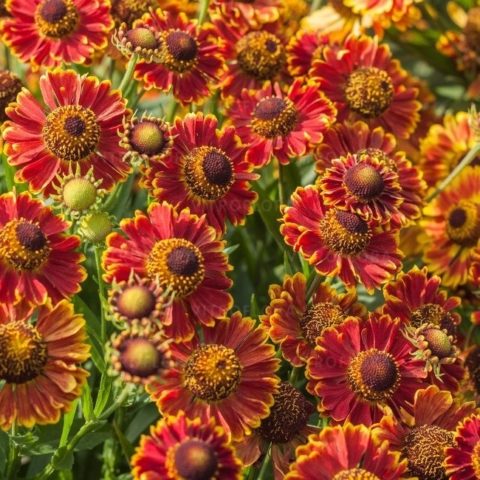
[183,344,242,401]
[0,219,51,272]
[446,200,480,246]
[344,67,394,118]
[251,96,298,138]
[159,30,198,73]
[300,302,345,346]
[35,0,79,38]
[43,105,101,162]
[332,469,381,480]
[0,321,48,384]
[146,238,205,297]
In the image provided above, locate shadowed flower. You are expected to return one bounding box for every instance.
[285,423,408,479]
[374,385,476,480]
[102,202,233,341]
[311,35,420,138]
[260,272,366,366]
[0,300,89,430]
[1,0,113,69]
[131,410,243,480]
[0,70,22,122]
[141,112,258,233]
[147,312,280,441]
[229,80,336,167]
[4,69,130,196]
[306,314,427,426]
[0,192,85,305]
[281,185,402,291]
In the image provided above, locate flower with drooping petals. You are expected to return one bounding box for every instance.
[260,272,366,366]
[374,385,477,480]
[4,69,130,196]
[0,299,89,430]
[141,112,258,233]
[102,202,233,341]
[229,80,336,167]
[134,9,225,105]
[281,185,402,291]
[131,410,242,480]
[1,0,113,69]
[147,312,280,441]
[0,191,85,305]
[311,35,421,138]
[285,423,408,480]
[306,314,427,426]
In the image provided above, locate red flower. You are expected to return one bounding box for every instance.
[4,69,130,196]
[229,80,336,167]
[1,0,112,69]
[306,314,427,426]
[102,202,233,341]
[311,35,420,138]
[147,312,280,441]
[281,185,402,291]
[0,192,85,305]
[141,112,258,233]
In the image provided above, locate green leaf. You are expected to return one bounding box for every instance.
[93,373,113,418]
[52,448,74,471]
[81,382,94,421]
[125,403,159,443]
[60,399,79,447]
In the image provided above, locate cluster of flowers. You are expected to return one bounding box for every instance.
[2,0,480,478]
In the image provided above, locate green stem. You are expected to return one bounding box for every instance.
[6,423,19,480]
[278,160,286,206]
[197,0,210,25]
[427,143,480,202]
[166,100,178,123]
[118,54,138,95]
[306,273,322,300]
[94,245,107,343]
[2,153,14,192]
[257,444,272,480]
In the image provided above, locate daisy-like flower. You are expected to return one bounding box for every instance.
[311,35,421,139]
[0,70,22,122]
[131,410,242,480]
[306,314,427,426]
[315,120,426,227]
[235,382,316,480]
[111,0,157,27]
[109,324,173,386]
[4,69,130,196]
[445,414,480,480]
[210,0,280,27]
[281,185,402,291]
[134,9,225,105]
[141,112,258,233]
[229,80,336,167]
[260,272,366,366]
[0,192,85,305]
[147,312,280,441]
[285,423,408,480]
[421,167,480,288]
[0,299,89,430]
[419,112,478,188]
[102,202,233,341]
[374,385,477,480]
[1,0,113,69]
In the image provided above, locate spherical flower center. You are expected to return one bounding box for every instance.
[410,303,456,334]
[126,27,159,50]
[160,30,198,73]
[344,163,385,200]
[446,201,480,246]
[320,209,372,256]
[404,425,455,480]
[0,70,22,121]
[117,285,156,320]
[79,211,112,244]
[130,121,166,156]
[183,344,242,401]
[347,349,400,402]
[472,442,480,479]
[184,146,234,201]
[118,337,163,378]
[258,382,313,443]
[422,327,453,359]
[332,469,380,480]
[251,97,298,139]
[236,31,285,80]
[43,105,100,162]
[344,67,394,118]
[146,238,205,297]
[35,0,79,38]
[0,321,48,384]
[62,177,98,212]
[465,7,480,52]
[174,439,218,480]
[300,302,345,346]
[0,219,51,271]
